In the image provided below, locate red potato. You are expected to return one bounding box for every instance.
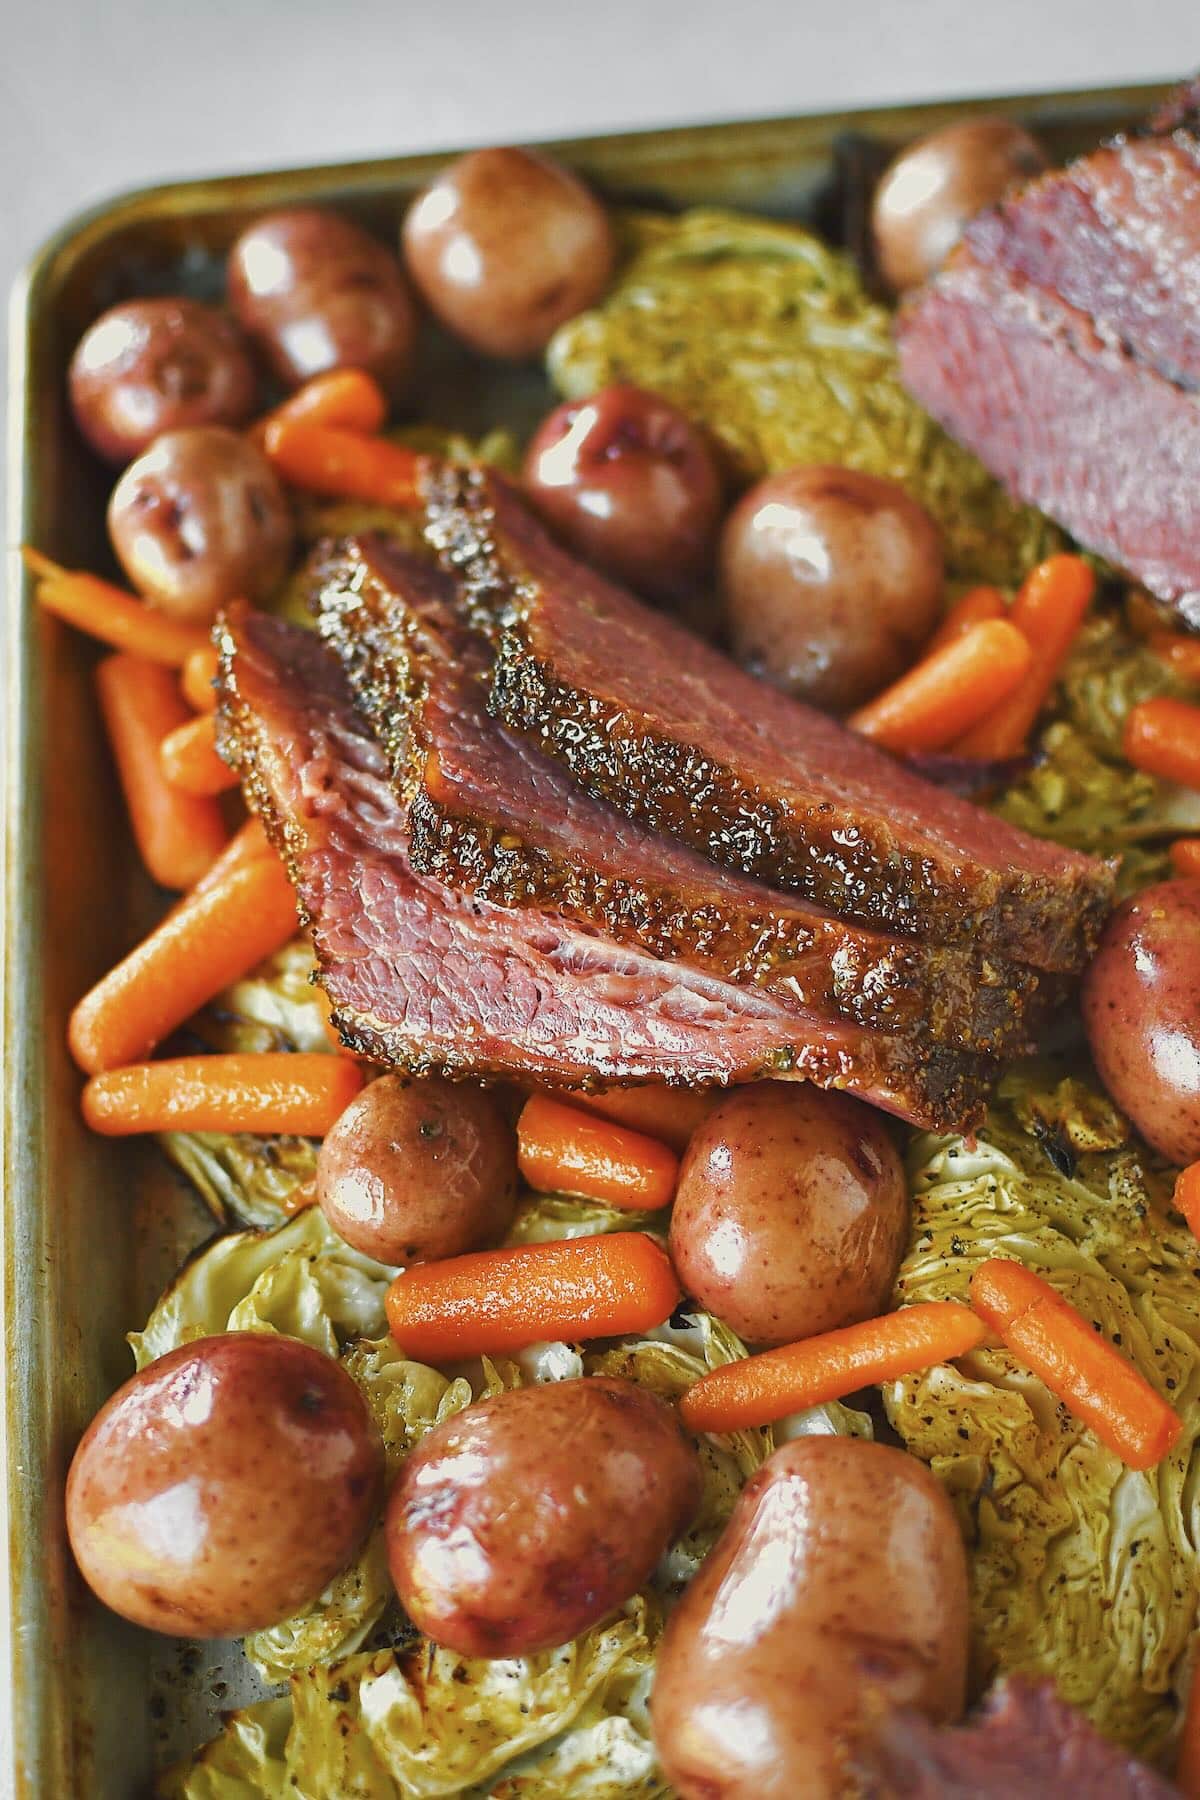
[669,1084,909,1346]
[719,465,944,712]
[1082,878,1200,1163]
[107,426,294,624]
[386,1376,701,1656]
[651,1437,969,1800]
[66,1334,382,1638]
[228,207,418,391]
[523,384,723,602]
[872,118,1047,295]
[69,297,258,465]
[402,147,615,360]
[317,1073,517,1264]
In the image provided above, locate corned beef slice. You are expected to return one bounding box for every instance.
[215,611,993,1129]
[313,533,1052,1058]
[422,463,1112,971]
[898,77,1200,621]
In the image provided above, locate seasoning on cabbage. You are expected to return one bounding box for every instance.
[885,1064,1200,1759]
[548,208,1058,586]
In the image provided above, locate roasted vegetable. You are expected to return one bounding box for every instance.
[886,1065,1200,1758]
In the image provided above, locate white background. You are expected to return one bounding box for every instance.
[2,1,1199,1791]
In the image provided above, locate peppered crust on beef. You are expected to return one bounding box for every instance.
[310,532,1056,1058]
[421,463,1113,971]
[213,610,996,1130]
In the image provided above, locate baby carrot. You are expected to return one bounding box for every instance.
[517,1093,679,1210]
[954,554,1095,758]
[679,1302,986,1434]
[1149,630,1200,685]
[27,551,208,666]
[925,585,1007,656]
[1170,839,1200,879]
[386,1234,681,1361]
[848,619,1032,753]
[82,1054,364,1137]
[970,1258,1181,1470]
[160,713,239,796]
[248,368,388,448]
[96,652,228,889]
[69,854,299,1075]
[1178,1660,1200,1798]
[186,816,273,901]
[563,1084,718,1154]
[1124,697,1200,790]
[263,419,426,508]
[180,644,221,713]
[1174,1165,1200,1240]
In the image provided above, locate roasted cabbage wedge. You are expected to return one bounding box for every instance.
[887,1063,1200,1759]
[548,207,1057,586]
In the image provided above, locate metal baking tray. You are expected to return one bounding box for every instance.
[3,79,1168,1798]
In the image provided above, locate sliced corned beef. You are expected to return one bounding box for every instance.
[215,610,994,1128]
[312,532,1053,1058]
[422,463,1113,970]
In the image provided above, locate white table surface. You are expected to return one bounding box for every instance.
[3,1,1199,1791]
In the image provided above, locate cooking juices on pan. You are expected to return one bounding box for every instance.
[29,90,1200,1796]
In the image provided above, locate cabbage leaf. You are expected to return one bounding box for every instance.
[158,1699,292,1800]
[886,1064,1200,1758]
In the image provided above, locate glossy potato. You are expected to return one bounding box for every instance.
[69,297,257,464]
[1082,878,1200,1163]
[317,1073,517,1264]
[652,1437,969,1800]
[669,1083,908,1346]
[66,1334,382,1638]
[402,147,615,360]
[386,1376,701,1655]
[719,465,943,712]
[872,118,1047,295]
[523,384,723,602]
[227,207,417,390]
[107,426,293,623]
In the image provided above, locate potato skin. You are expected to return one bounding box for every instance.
[317,1073,517,1264]
[386,1376,701,1656]
[669,1083,908,1346]
[69,297,257,465]
[1082,878,1200,1163]
[227,207,417,390]
[872,118,1047,295]
[66,1334,382,1637]
[402,147,615,360]
[652,1437,968,1800]
[719,465,943,712]
[107,425,293,623]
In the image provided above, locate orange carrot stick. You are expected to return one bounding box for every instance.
[954,554,1096,758]
[1175,1165,1200,1241]
[926,586,1007,656]
[970,1258,1180,1470]
[848,620,1032,754]
[249,368,388,448]
[69,854,299,1075]
[564,1085,719,1154]
[27,551,209,666]
[181,644,221,713]
[160,712,239,796]
[1170,839,1200,879]
[186,816,272,900]
[1124,698,1200,790]
[385,1233,681,1360]
[517,1093,679,1210]
[263,419,427,508]
[678,1302,985,1433]
[96,652,228,889]
[1149,630,1200,685]
[1178,1660,1200,1798]
[82,1054,363,1137]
